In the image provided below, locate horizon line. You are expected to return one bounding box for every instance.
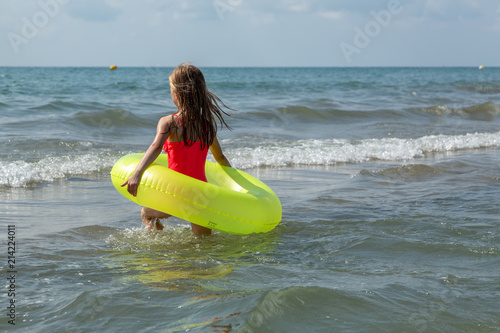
[0,65,498,69]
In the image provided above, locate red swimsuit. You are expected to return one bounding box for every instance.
[163,114,208,182]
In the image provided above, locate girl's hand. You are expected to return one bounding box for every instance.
[120,115,171,197]
[121,175,140,197]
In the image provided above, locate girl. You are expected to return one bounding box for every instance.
[121,63,232,236]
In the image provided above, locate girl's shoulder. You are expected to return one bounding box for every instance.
[157,114,179,133]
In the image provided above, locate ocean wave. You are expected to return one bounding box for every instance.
[68,108,154,129]
[456,85,500,94]
[422,102,500,121]
[241,286,389,332]
[226,131,500,169]
[3,132,498,187]
[247,105,406,123]
[2,107,155,133]
[105,81,142,91]
[358,164,445,181]
[1,139,96,159]
[29,100,109,112]
[0,152,120,187]
[334,80,376,90]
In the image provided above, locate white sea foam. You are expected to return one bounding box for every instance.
[0,153,119,187]
[227,131,500,169]
[2,132,499,187]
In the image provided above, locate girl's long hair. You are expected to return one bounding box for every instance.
[169,63,232,149]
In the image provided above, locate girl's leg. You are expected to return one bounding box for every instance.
[141,207,171,231]
[190,223,212,237]
[141,207,211,236]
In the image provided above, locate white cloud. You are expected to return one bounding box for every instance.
[319,11,344,21]
[65,0,121,22]
[281,0,310,13]
[423,0,487,20]
[424,0,448,15]
[2,0,500,66]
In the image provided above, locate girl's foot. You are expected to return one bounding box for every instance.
[141,207,168,231]
[143,217,164,231]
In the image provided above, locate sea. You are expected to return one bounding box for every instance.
[0,67,499,332]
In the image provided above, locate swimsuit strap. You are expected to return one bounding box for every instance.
[173,113,184,127]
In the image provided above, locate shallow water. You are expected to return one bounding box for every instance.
[1,67,499,332]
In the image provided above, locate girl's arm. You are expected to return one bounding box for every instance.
[121,116,171,197]
[210,137,231,167]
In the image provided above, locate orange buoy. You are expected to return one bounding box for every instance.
[109,65,117,70]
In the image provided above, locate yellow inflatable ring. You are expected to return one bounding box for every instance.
[110,153,282,235]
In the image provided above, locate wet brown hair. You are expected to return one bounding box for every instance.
[169,63,232,149]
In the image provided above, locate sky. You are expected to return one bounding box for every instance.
[1,0,499,67]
